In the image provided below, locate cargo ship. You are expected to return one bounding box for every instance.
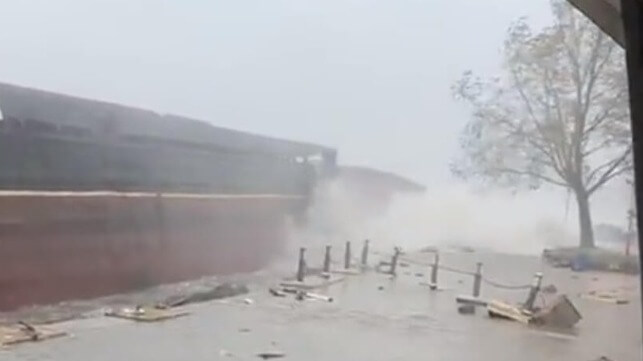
[0,83,336,310]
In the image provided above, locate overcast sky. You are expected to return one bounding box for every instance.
[0,0,556,187]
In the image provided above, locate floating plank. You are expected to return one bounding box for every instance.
[0,324,66,346]
[105,306,189,322]
[580,292,629,305]
[456,295,489,307]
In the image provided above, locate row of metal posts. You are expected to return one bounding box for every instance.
[389,249,543,308]
[297,243,543,310]
[297,240,370,282]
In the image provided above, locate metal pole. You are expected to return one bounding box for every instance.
[430,252,439,290]
[296,247,306,282]
[344,241,352,269]
[323,245,331,273]
[522,272,543,311]
[361,239,369,267]
[390,247,400,276]
[472,262,482,297]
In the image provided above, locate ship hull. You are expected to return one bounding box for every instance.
[0,191,301,310]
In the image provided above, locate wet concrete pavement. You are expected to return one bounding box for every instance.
[1,251,641,361]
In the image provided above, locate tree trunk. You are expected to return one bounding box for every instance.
[575,189,595,248]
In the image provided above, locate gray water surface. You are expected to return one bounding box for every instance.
[1,252,640,361]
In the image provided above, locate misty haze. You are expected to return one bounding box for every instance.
[0,0,639,360]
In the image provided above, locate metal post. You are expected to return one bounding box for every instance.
[472,262,482,297]
[390,247,400,276]
[323,245,331,273]
[429,252,439,290]
[344,241,352,269]
[296,247,306,282]
[522,272,543,311]
[361,239,369,267]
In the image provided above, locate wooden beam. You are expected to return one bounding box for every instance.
[567,0,624,46]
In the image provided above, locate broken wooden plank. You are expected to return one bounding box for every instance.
[580,292,630,305]
[487,300,533,324]
[0,324,67,346]
[105,306,189,322]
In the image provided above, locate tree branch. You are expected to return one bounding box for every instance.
[587,145,633,194]
[490,167,569,188]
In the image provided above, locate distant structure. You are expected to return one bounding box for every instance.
[335,165,425,216]
[0,82,336,310]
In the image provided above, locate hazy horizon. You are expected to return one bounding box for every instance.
[0,0,633,231]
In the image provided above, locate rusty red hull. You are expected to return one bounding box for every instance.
[0,192,301,310]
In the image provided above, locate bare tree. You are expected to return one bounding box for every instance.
[452,0,631,248]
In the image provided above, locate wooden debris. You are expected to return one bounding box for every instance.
[487,300,533,324]
[105,305,189,322]
[580,291,629,305]
[257,351,286,359]
[487,295,581,329]
[269,288,287,297]
[0,323,66,346]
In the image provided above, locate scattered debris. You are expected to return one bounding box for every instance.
[243,298,255,305]
[269,288,286,297]
[0,323,67,346]
[295,290,333,302]
[458,304,475,314]
[580,291,629,305]
[541,284,558,294]
[257,351,286,359]
[161,283,249,308]
[543,247,640,274]
[305,292,333,302]
[487,295,581,329]
[487,300,532,324]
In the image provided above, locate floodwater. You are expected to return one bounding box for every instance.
[0,251,641,361]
